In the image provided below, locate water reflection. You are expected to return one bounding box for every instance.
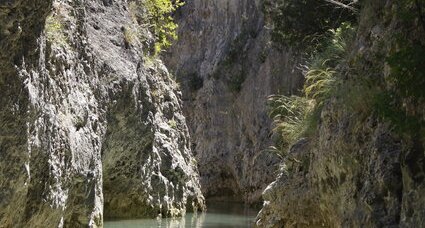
[104,201,257,228]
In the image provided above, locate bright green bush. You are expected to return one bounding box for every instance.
[145,0,183,54]
[304,64,337,103]
[129,0,183,55]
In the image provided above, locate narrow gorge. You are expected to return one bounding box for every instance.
[1,0,425,227]
[164,0,303,203]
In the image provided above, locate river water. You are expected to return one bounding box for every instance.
[104,201,258,228]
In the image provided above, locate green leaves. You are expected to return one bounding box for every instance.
[144,0,183,55]
[129,0,183,55]
[372,42,425,137]
[304,64,336,102]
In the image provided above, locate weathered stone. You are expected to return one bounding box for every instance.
[165,0,303,203]
[0,0,204,227]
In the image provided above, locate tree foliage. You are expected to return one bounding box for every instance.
[263,0,357,47]
[129,0,183,55]
[145,0,183,54]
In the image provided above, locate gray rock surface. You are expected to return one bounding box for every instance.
[165,0,303,203]
[0,0,204,227]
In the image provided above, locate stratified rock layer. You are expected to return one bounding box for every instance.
[0,0,204,227]
[165,0,303,203]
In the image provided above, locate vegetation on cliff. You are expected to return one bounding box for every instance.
[263,0,357,48]
[371,0,425,142]
[264,0,359,155]
[258,1,425,226]
[129,0,183,55]
[267,21,356,154]
[266,0,425,155]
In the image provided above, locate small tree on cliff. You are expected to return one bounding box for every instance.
[129,0,183,55]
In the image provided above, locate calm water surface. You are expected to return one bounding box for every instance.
[104,202,258,228]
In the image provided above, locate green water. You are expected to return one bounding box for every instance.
[104,202,258,228]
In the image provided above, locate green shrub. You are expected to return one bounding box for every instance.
[215,32,250,92]
[372,0,425,136]
[395,0,425,28]
[45,14,68,47]
[227,72,246,92]
[304,64,337,103]
[376,1,425,144]
[386,42,425,99]
[145,0,183,54]
[129,0,183,55]
[224,32,250,66]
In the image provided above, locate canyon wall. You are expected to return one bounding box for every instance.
[165,0,303,203]
[256,0,425,227]
[0,0,204,227]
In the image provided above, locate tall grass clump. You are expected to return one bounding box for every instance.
[304,23,355,105]
[268,95,315,155]
[267,23,356,154]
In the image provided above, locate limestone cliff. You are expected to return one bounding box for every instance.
[165,0,303,203]
[0,0,204,227]
[256,0,425,227]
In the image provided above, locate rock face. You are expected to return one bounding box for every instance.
[165,0,303,202]
[256,0,425,227]
[0,0,204,227]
